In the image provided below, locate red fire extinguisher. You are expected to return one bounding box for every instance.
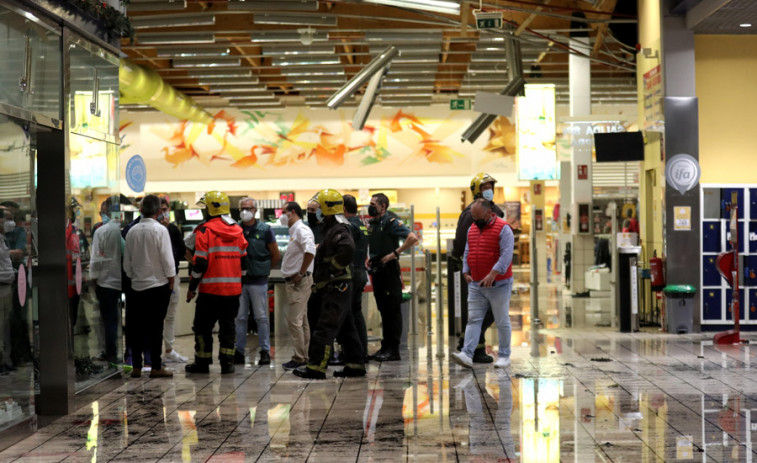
[650,250,665,291]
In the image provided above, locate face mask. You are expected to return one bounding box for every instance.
[315,209,323,223]
[240,210,254,222]
[307,211,318,225]
[156,213,167,223]
[368,205,379,217]
[482,189,494,201]
[100,213,110,224]
[279,213,289,227]
[474,218,488,230]
[3,221,15,234]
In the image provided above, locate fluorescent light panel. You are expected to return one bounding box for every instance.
[366,31,443,43]
[187,70,253,78]
[279,68,345,76]
[196,77,260,85]
[272,57,341,66]
[254,13,337,26]
[251,30,328,42]
[173,58,241,68]
[138,33,214,44]
[262,45,335,56]
[227,0,318,11]
[209,87,270,93]
[128,0,186,12]
[132,14,215,29]
[364,0,459,15]
[157,47,230,58]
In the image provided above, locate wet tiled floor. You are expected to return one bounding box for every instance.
[2,285,757,462]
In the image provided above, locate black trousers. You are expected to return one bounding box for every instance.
[307,290,322,337]
[371,261,402,353]
[126,284,170,370]
[192,293,238,366]
[95,286,121,363]
[340,270,368,358]
[309,281,364,372]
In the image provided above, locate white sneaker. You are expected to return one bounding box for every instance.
[451,352,474,368]
[165,350,188,363]
[494,357,511,369]
[142,366,152,372]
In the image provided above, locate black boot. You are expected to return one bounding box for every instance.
[258,351,271,365]
[234,350,246,364]
[292,365,326,380]
[221,363,235,374]
[374,350,400,362]
[472,347,493,364]
[185,363,210,374]
[334,366,366,378]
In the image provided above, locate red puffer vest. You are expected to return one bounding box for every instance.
[467,216,512,281]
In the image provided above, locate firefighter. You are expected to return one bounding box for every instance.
[185,191,248,375]
[293,189,365,379]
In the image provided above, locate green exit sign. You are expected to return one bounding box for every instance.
[476,17,502,29]
[450,99,471,110]
[475,12,503,30]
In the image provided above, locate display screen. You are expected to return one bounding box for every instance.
[184,209,203,221]
[594,131,644,162]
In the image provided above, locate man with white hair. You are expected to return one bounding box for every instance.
[235,197,280,366]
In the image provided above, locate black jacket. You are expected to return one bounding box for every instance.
[451,202,504,259]
[313,219,355,288]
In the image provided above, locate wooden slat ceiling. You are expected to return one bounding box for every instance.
[120,0,638,110]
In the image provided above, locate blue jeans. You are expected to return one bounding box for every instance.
[462,279,512,359]
[236,283,270,353]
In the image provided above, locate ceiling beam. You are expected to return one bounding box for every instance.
[592,0,617,57]
[686,0,732,29]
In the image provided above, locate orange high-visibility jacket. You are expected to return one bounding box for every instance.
[191,217,247,296]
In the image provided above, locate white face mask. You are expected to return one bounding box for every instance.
[482,189,494,201]
[240,210,254,222]
[3,221,14,234]
[279,213,289,227]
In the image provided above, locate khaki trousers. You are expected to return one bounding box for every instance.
[284,274,312,363]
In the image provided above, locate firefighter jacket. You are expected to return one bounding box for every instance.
[190,216,247,296]
[313,218,354,292]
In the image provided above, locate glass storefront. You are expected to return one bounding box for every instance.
[66,36,121,391]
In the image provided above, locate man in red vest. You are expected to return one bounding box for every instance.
[452,198,514,370]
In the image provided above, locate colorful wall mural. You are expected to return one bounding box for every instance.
[119,106,519,188]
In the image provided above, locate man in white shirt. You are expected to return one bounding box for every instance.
[89,196,124,366]
[278,201,315,370]
[123,195,176,379]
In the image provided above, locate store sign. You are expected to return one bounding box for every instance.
[577,164,588,180]
[449,99,471,110]
[665,153,700,195]
[125,155,146,193]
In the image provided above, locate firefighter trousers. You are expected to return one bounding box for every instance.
[192,293,239,366]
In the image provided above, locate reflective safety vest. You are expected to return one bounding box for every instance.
[466,216,512,282]
[193,217,247,296]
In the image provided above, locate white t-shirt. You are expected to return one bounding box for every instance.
[124,217,176,291]
[280,219,316,277]
[89,220,123,291]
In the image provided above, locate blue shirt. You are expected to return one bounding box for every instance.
[462,219,514,284]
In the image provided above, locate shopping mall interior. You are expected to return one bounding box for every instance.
[1,0,757,461]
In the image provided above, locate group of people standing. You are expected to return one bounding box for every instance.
[88,172,515,380]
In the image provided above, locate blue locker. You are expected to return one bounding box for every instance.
[725,288,746,320]
[750,189,757,219]
[744,256,757,287]
[703,221,721,253]
[722,188,744,220]
[725,221,744,253]
[702,289,722,321]
[750,221,757,253]
[749,289,757,320]
[703,255,723,286]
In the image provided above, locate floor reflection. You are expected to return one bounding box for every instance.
[6,281,757,462]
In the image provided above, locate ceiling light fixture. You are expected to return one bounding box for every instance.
[157,47,230,58]
[227,0,318,11]
[740,23,752,28]
[138,33,215,45]
[251,30,328,43]
[131,14,215,29]
[362,0,459,15]
[128,0,186,12]
[326,45,398,109]
[253,13,337,26]
[172,58,242,68]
